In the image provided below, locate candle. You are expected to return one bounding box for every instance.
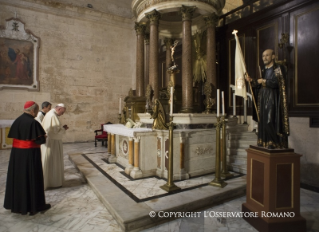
[119,98,121,114]
[217,89,220,117]
[222,91,225,116]
[170,87,173,115]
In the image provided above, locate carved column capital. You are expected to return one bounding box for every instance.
[134,22,146,35]
[203,13,219,27]
[145,9,161,25]
[180,5,197,21]
[144,33,150,45]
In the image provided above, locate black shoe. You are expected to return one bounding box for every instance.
[39,204,51,213]
[30,212,38,216]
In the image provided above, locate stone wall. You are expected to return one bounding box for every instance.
[0,0,136,143]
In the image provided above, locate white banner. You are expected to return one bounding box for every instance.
[233,30,247,100]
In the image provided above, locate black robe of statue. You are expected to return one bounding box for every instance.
[252,63,289,149]
[4,113,48,215]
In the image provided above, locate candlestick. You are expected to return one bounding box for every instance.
[222,91,225,116]
[170,87,173,115]
[217,89,220,117]
[119,98,121,114]
[233,94,236,116]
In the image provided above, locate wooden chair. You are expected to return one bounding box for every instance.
[94,122,111,147]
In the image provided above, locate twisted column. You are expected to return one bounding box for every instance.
[145,10,161,100]
[180,5,196,113]
[135,22,146,97]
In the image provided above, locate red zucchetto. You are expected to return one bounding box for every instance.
[24,101,35,109]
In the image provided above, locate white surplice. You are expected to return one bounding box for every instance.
[35,111,44,123]
[41,109,65,190]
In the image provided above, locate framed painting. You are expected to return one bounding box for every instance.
[0,18,40,91]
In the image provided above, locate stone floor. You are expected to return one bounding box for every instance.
[0,142,318,232]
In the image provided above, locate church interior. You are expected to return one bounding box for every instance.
[0,0,319,231]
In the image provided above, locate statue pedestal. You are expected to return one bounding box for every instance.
[242,145,306,232]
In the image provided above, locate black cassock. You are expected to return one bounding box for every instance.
[252,63,289,149]
[3,113,48,214]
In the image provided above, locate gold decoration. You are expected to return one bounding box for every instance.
[277,33,289,68]
[160,116,181,193]
[221,116,233,178]
[209,116,227,188]
[193,31,207,84]
[151,99,168,130]
[170,40,179,65]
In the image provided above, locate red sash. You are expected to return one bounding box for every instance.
[12,139,40,149]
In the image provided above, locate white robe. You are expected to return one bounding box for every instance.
[35,111,44,123]
[41,109,65,190]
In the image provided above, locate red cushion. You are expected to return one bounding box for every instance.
[102,131,107,135]
[95,134,108,139]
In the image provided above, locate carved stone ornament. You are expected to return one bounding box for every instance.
[180,5,197,21]
[134,22,146,35]
[203,13,219,27]
[0,18,40,91]
[132,0,225,21]
[194,146,213,155]
[145,9,161,24]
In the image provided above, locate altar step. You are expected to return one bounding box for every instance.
[227,124,257,175]
[68,152,246,232]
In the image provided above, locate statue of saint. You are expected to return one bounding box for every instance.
[246,49,289,149]
[151,99,168,130]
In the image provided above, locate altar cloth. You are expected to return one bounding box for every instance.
[103,124,152,137]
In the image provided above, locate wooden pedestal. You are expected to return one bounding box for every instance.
[242,145,306,232]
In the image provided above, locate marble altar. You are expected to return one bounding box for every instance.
[104,123,217,180]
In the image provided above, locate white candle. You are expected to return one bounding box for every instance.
[119,98,121,114]
[217,89,220,117]
[170,87,173,115]
[222,91,225,116]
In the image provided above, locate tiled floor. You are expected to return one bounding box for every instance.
[0,142,318,232]
[83,152,242,201]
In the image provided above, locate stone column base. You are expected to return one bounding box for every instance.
[125,164,134,175]
[174,169,190,180]
[130,167,143,179]
[108,155,117,163]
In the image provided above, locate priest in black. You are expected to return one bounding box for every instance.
[246,49,289,149]
[3,101,51,215]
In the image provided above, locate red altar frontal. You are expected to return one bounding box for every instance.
[242,146,306,232]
